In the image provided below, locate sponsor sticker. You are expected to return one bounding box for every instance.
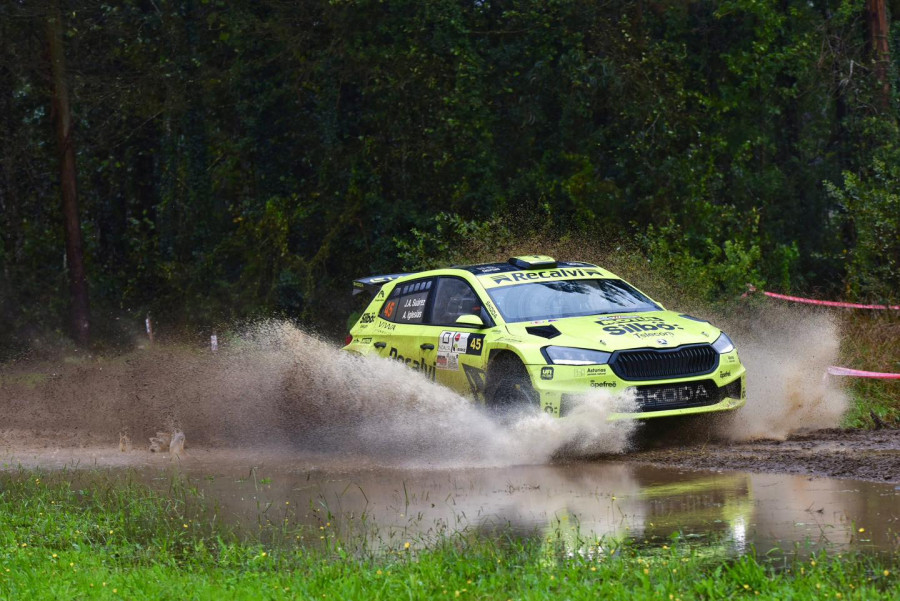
[590,380,616,388]
[488,268,602,285]
[541,366,554,380]
[597,316,684,336]
[436,331,486,370]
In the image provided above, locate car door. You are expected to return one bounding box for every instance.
[425,276,493,401]
[373,278,438,382]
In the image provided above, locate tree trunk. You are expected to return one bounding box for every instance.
[47,4,90,346]
[866,0,892,112]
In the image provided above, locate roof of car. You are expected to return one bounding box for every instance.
[459,261,600,275]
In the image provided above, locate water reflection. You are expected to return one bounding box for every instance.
[153,455,899,556]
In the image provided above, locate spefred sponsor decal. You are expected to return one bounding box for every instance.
[541,367,554,380]
[590,380,616,388]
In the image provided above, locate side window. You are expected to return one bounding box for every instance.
[431,277,490,326]
[379,287,400,321]
[379,279,433,324]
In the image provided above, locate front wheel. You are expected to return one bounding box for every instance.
[484,354,539,411]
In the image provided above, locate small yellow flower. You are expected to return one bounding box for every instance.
[816,583,821,590]
[885,570,891,577]
[21,543,26,547]
[376,570,382,575]
[744,584,750,590]
[591,567,597,572]
[183,524,188,529]
[261,552,267,557]
[858,528,865,533]
[102,583,107,587]
[51,554,57,558]
[643,569,649,575]
[811,560,817,566]
[404,542,411,549]
[69,562,74,567]
[109,530,114,534]
[112,589,117,593]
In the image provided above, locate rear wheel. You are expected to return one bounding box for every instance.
[485,354,539,411]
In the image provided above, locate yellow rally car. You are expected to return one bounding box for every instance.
[343,255,746,419]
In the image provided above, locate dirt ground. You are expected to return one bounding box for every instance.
[622,427,900,484]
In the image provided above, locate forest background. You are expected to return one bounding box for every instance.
[1,0,899,357]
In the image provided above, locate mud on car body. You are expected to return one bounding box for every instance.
[343,255,746,419]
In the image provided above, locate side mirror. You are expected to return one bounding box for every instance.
[455,314,485,328]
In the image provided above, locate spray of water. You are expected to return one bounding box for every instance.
[0,321,637,467]
[253,321,638,467]
[716,306,849,441]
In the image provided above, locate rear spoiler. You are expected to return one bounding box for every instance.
[352,273,411,296]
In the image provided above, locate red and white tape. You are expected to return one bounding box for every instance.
[763,291,900,310]
[827,366,900,380]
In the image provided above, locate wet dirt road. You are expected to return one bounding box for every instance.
[622,428,900,484]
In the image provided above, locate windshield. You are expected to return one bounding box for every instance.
[486,279,660,322]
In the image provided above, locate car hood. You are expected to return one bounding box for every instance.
[504,310,720,351]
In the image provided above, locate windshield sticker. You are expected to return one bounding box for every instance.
[487,268,602,285]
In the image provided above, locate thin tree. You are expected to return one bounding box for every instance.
[866,0,892,112]
[46,3,90,345]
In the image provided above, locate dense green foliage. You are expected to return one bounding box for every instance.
[2,0,900,352]
[0,469,897,599]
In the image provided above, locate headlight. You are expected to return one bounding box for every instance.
[712,333,735,354]
[544,346,612,365]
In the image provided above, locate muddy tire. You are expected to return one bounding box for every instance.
[485,354,539,411]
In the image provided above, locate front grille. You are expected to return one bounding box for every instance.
[560,377,740,416]
[633,380,721,412]
[610,344,717,381]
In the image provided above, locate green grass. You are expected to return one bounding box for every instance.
[0,469,896,600]
[839,313,900,428]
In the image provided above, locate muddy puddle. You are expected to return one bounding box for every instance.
[4,447,897,558]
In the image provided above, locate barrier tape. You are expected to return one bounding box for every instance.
[742,284,900,309]
[827,366,900,380]
[764,291,900,310]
